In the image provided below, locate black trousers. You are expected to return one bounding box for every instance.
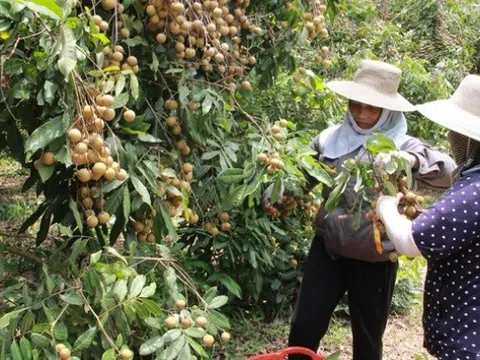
[288,236,398,360]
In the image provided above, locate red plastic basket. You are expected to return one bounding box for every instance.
[248,347,324,360]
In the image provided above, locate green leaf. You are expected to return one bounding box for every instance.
[144,317,163,330]
[217,168,244,184]
[0,309,25,330]
[163,329,181,344]
[205,272,242,302]
[59,293,83,306]
[202,287,218,304]
[131,175,151,206]
[130,73,139,100]
[112,92,129,109]
[164,336,185,360]
[91,32,110,44]
[115,75,126,96]
[155,201,178,242]
[383,180,397,196]
[325,351,341,360]
[69,198,83,232]
[37,161,55,183]
[25,116,66,153]
[139,282,156,298]
[10,340,22,360]
[43,80,58,105]
[201,151,219,161]
[105,247,128,265]
[128,275,146,299]
[22,0,63,19]
[184,327,205,339]
[207,295,228,309]
[19,337,32,360]
[324,171,350,213]
[53,322,68,341]
[139,336,164,356]
[186,338,208,357]
[176,342,191,360]
[366,133,397,155]
[104,185,125,214]
[30,332,51,349]
[72,327,97,352]
[30,333,51,349]
[57,25,77,80]
[138,134,162,143]
[114,279,128,302]
[69,238,88,268]
[115,334,123,347]
[139,299,162,316]
[101,349,116,360]
[208,310,230,329]
[271,177,282,204]
[90,250,102,264]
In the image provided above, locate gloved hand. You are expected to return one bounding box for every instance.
[374,151,418,169]
[375,194,400,223]
[375,195,421,258]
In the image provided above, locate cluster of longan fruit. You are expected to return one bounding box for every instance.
[66,92,129,228]
[98,0,133,40]
[133,209,156,243]
[68,95,128,181]
[79,186,111,228]
[163,300,231,348]
[147,0,260,80]
[265,194,320,219]
[205,212,231,236]
[285,0,328,41]
[366,176,424,231]
[314,46,331,69]
[257,151,285,175]
[101,44,140,74]
[270,119,289,142]
[160,162,197,220]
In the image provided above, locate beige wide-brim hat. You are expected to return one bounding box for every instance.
[416,75,480,142]
[326,60,416,112]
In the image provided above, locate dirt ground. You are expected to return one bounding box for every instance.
[320,312,434,360]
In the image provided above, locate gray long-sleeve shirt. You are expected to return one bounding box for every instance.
[310,134,457,262]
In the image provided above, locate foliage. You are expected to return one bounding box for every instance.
[0,0,337,355]
[0,243,233,359]
[1,2,479,356]
[327,0,480,147]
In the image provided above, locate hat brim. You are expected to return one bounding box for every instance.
[416,100,480,142]
[326,80,416,112]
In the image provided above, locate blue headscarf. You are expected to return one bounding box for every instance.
[317,107,408,159]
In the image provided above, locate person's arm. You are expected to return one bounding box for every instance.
[375,195,421,257]
[377,177,479,261]
[401,137,456,189]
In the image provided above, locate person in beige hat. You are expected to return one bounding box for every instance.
[283,60,456,360]
[376,75,480,359]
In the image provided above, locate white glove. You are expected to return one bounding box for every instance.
[374,151,417,169]
[376,195,421,258]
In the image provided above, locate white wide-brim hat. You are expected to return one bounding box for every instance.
[326,60,416,112]
[416,75,480,142]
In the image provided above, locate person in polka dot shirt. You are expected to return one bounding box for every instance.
[376,75,480,359]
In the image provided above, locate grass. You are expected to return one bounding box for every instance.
[224,312,350,359]
[0,152,26,177]
[0,152,36,222]
[0,198,36,222]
